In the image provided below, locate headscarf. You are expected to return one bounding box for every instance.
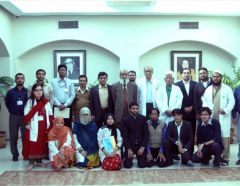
[73,108,98,154]
[79,107,91,125]
[103,113,118,144]
[48,117,74,149]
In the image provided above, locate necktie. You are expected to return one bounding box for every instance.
[123,84,128,115]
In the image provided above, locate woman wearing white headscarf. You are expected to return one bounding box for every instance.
[73,107,99,168]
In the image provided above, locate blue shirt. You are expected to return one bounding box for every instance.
[51,77,75,107]
[5,86,28,115]
[232,86,240,118]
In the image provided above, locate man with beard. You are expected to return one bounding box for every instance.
[128,70,136,83]
[5,73,28,161]
[112,69,137,129]
[122,102,149,168]
[51,64,75,129]
[29,69,53,106]
[202,70,235,166]
[72,75,90,122]
[193,67,212,120]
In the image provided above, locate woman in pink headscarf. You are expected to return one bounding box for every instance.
[48,117,75,170]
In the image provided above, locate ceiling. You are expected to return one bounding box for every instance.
[1,0,240,16]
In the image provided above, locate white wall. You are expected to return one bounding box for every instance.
[139,41,236,84]
[17,40,120,87]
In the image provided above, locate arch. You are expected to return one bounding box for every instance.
[140,40,237,61]
[0,38,10,57]
[18,39,119,59]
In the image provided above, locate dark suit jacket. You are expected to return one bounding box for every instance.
[112,81,137,123]
[166,120,193,151]
[175,80,197,120]
[193,78,212,114]
[122,114,149,150]
[89,84,114,122]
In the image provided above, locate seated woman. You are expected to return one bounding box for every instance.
[48,117,75,170]
[192,107,223,170]
[97,113,122,170]
[23,83,53,171]
[73,107,99,168]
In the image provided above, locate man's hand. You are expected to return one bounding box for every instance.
[165,110,172,117]
[158,153,166,162]
[184,106,193,113]
[219,109,226,115]
[128,149,134,159]
[147,153,153,162]
[137,147,145,156]
[59,104,65,111]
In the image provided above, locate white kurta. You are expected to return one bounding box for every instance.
[202,84,235,137]
[137,77,160,116]
[97,127,122,162]
[48,131,73,161]
[156,84,183,125]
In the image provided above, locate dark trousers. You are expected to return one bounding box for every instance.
[53,105,72,129]
[124,144,146,168]
[9,114,25,158]
[183,112,196,152]
[192,142,222,166]
[146,103,153,119]
[95,108,108,130]
[146,147,167,167]
[164,140,192,164]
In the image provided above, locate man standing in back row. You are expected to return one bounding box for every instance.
[175,68,197,146]
[51,64,75,129]
[5,73,28,161]
[90,72,113,129]
[112,69,137,129]
[137,66,160,119]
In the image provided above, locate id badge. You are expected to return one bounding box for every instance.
[38,116,44,121]
[64,88,68,93]
[17,100,23,105]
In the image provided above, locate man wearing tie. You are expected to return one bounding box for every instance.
[112,69,137,129]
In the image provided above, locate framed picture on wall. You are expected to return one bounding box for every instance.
[171,51,202,81]
[54,50,86,85]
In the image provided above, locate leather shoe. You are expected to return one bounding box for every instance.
[236,159,240,165]
[213,164,220,170]
[12,157,18,161]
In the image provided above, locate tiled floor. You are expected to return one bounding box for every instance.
[0,141,240,186]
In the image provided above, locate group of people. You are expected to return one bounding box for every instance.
[4,64,240,171]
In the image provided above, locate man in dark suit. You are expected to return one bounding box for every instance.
[175,68,197,142]
[112,69,137,129]
[164,109,193,165]
[193,67,212,120]
[122,102,149,168]
[89,72,113,129]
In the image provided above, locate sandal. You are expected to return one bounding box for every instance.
[27,164,34,171]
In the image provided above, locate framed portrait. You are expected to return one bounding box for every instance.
[54,50,86,85]
[171,51,202,81]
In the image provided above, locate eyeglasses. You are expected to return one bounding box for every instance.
[34,89,43,92]
[83,114,89,116]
